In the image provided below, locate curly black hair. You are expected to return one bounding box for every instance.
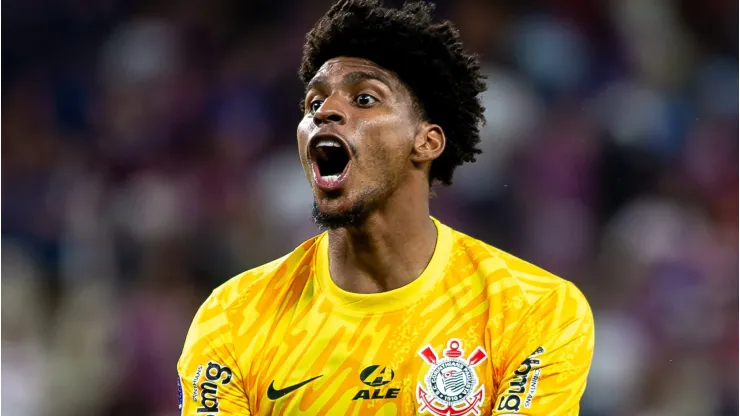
[299,0,487,186]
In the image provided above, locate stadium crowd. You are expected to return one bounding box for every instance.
[3,0,737,415]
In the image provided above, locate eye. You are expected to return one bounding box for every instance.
[355,94,377,107]
[309,99,324,114]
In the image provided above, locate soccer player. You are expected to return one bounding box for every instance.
[177,1,594,415]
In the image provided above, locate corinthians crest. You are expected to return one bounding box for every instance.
[417,339,487,416]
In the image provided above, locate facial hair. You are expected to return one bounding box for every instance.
[311,200,368,231]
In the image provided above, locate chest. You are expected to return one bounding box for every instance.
[244,306,496,415]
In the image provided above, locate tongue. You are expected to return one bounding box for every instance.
[315,146,334,161]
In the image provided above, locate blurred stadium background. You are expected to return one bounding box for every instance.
[2,0,738,415]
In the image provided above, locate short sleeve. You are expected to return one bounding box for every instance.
[177,292,251,415]
[493,282,595,415]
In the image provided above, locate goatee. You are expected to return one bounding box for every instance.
[311,200,367,231]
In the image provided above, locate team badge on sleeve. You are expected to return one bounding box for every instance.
[417,339,487,416]
[178,376,184,412]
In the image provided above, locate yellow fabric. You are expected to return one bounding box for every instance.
[178,218,594,415]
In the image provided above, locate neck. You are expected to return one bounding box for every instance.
[326,184,438,294]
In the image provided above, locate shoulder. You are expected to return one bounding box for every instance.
[180,234,324,356]
[447,225,590,314]
[207,233,324,313]
[444,226,593,369]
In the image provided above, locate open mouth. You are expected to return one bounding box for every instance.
[309,135,351,187]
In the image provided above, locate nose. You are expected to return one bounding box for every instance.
[313,97,346,125]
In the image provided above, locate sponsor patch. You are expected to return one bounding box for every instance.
[192,365,203,402]
[352,365,400,400]
[197,361,233,414]
[496,346,545,413]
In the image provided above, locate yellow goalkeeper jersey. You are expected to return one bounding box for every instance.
[177,218,594,416]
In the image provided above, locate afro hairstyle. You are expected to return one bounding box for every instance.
[299,0,487,186]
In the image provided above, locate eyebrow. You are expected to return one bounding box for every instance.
[306,70,394,93]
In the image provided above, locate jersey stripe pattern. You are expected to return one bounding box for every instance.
[178,218,594,415]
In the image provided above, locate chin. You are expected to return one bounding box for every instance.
[311,199,367,230]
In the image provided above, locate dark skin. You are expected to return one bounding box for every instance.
[297,57,446,294]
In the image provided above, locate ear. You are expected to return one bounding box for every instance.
[410,123,445,164]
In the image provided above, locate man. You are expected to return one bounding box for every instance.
[177,1,594,415]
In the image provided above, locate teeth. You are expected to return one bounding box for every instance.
[323,174,340,181]
[316,139,342,148]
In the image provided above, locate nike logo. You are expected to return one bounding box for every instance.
[267,375,323,400]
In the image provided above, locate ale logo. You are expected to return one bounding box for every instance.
[352,365,400,400]
[360,365,395,387]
